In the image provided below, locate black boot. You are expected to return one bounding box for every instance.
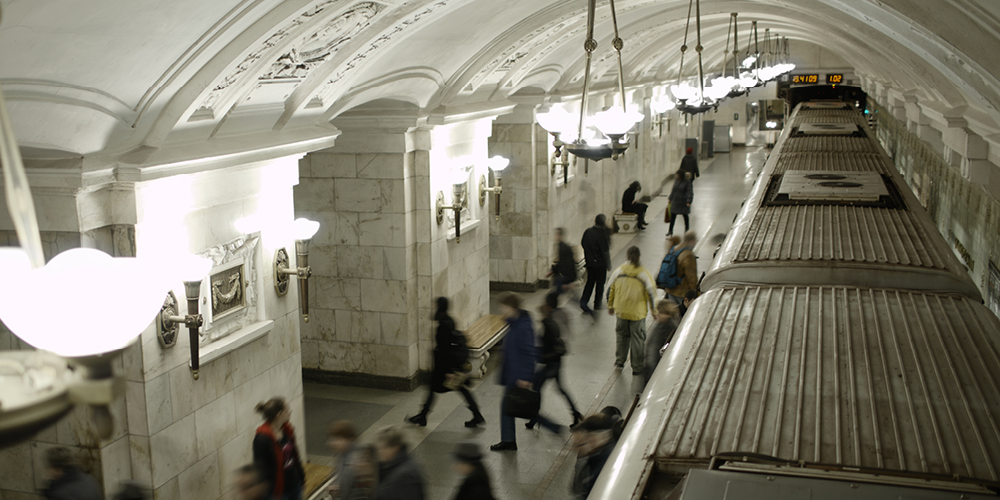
[407,412,427,426]
[465,413,485,428]
[572,411,584,426]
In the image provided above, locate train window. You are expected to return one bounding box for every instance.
[989,261,1000,319]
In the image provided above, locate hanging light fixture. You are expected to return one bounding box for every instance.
[739,21,763,89]
[672,0,715,115]
[537,0,642,162]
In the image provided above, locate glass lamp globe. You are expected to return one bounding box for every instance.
[292,218,320,241]
[651,98,675,114]
[487,156,510,178]
[741,55,757,68]
[594,106,644,137]
[175,254,214,282]
[738,72,759,89]
[536,106,576,136]
[670,84,701,104]
[0,248,173,358]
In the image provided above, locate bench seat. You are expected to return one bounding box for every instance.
[613,211,639,233]
[462,314,508,378]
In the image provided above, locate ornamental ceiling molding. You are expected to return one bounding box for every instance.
[313,0,455,106]
[194,0,393,120]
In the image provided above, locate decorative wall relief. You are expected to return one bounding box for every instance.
[199,234,260,343]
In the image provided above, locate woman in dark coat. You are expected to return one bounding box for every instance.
[450,441,496,500]
[622,181,648,230]
[408,297,485,427]
[667,170,694,235]
[252,397,305,500]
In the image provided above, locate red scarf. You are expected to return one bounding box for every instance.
[255,422,296,496]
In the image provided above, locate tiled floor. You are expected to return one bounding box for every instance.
[303,146,769,500]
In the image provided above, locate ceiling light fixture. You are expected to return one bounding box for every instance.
[537,0,642,162]
[672,0,715,115]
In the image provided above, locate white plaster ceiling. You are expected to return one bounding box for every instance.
[0,0,998,167]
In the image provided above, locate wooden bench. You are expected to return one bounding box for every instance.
[463,314,508,378]
[614,211,639,233]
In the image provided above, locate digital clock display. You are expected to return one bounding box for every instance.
[792,74,819,84]
[827,74,844,84]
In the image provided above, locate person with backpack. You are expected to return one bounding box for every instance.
[408,297,485,428]
[606,246,657,375]
[659,232,699,306]
[667,170,693,235]
[526,293,584,429]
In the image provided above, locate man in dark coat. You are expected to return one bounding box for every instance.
[679,146,700,180]
[373,427,425,500]
[667,170,694,235]
[450,441,496,500]
[580,214,612,315]
[570,415,618,500]
[43,447,102,500]
[548,227,577,300]
[621,181,648,230]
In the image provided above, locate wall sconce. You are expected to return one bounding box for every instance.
[157,255,214,380]
[479,155,509,221]
[650,97,675,138]
[274,218,320,322]
[437,181,468,242]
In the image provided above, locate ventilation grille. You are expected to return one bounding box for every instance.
[800,101,852,109]
[783,136,879,153]
[793,114,863,125]
[793,123,864,137]
[763,171,905,209]
[794,109,860,119]
[773,153,891,175]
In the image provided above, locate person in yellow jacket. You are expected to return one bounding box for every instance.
[606,246,657,374]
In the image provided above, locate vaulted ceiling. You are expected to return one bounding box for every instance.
[1,0,998,167]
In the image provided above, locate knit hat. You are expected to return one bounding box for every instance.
[452,441,483,463]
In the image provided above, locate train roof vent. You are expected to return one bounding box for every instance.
[801,101,851,109]
[777,170,888,202]
[792,123,863,137]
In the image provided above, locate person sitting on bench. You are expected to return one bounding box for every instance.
[621,181,647,231]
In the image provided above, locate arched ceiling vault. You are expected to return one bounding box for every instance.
[0,0,998,168]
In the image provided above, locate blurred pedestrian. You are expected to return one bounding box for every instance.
[679,146,700,180]
[667,170,693,235]
[664,231,699,305]
[607,246,656,375]
[569,414,618,500]
[112,482,145,500]
[527,294,583,429]
[580,214,612,317]
[42,447,101,500]
[622,181,648,230]
[548,228,578,301]
[450,441,495,500]
[234,464,271,500]
[680,290,698,318]
[327,421,375,500]
[252,397,305,500]
[408,297,484,428]
[644,300,680,385]
[492,293,559,451]
[372,427,425,500]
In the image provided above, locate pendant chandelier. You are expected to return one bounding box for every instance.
[714,13,748,99]
[537,0,642,162]
[672,0,714,114]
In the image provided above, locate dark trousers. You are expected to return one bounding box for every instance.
[580,265,607,312]
[527,361,579,426]
[625,203,648,227]
[421,384,481,417]
[668,213,689,234]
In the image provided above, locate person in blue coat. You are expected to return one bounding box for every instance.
[492,293,560,451]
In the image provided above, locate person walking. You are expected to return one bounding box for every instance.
[664,231,699,305]
[372,427,425,500]
[548,227,578,301]
[606,246,656,375]
[569,414,618,500]
[233,465,271,500]
[580,214,612,316]
[252,397,305,500]
[408,297,485,428]
[679,146,700,181]
[42,447,102,500]
[622,181,648,230]
[644,300,681,385]
[667,170,693,235]
[526,294,584,429]
[450,441,496,500]
[326,421,375,500]
[492,293,560,451]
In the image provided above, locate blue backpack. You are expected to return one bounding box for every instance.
[657,246,689,289]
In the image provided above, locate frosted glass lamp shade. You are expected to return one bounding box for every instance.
[175,254,214,282]
[738,72,759,88]
[670,84,701,103]
[292,218,320,241]
[650,98,675,114]
[594,106,644,137]
[488,156,509,178]
[0,248,173,357]
[536,106,576,136]
[741,55,757,68]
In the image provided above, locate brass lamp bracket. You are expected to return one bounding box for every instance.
[479,175,488,206]
[274,248,290,296]
[157,291,179,349]
[436,191,446,224]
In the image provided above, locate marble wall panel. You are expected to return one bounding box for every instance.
[145,373,173,436]
[178,452,220,500]
[360,279,408,314]
[357,153,405,180]
[217,430,252,495]
[308,244,338,277]
[100,435,132,496]
[194,393,237,461]
[357,212,406,247]
[150,414,197,488]
[129,435,153,489]
[378,179,407,214]
[382,246,409,281]
[292,178,335,212]
[310,153,357,178]
[313,278,362,311]
[335,310,381,343]
[335,179,382,212]
[0,442,34,493]
[300,308,336,341]
[336,245,382,279]
[125,380,148,437]
[153,476,178,500]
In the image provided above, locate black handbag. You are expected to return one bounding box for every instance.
[503,387,540,419]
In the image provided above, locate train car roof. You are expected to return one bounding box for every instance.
[653,286,1000,487]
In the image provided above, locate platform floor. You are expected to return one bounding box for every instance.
[303,146,770,500]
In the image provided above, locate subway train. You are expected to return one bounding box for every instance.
[588,99,1000,500]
